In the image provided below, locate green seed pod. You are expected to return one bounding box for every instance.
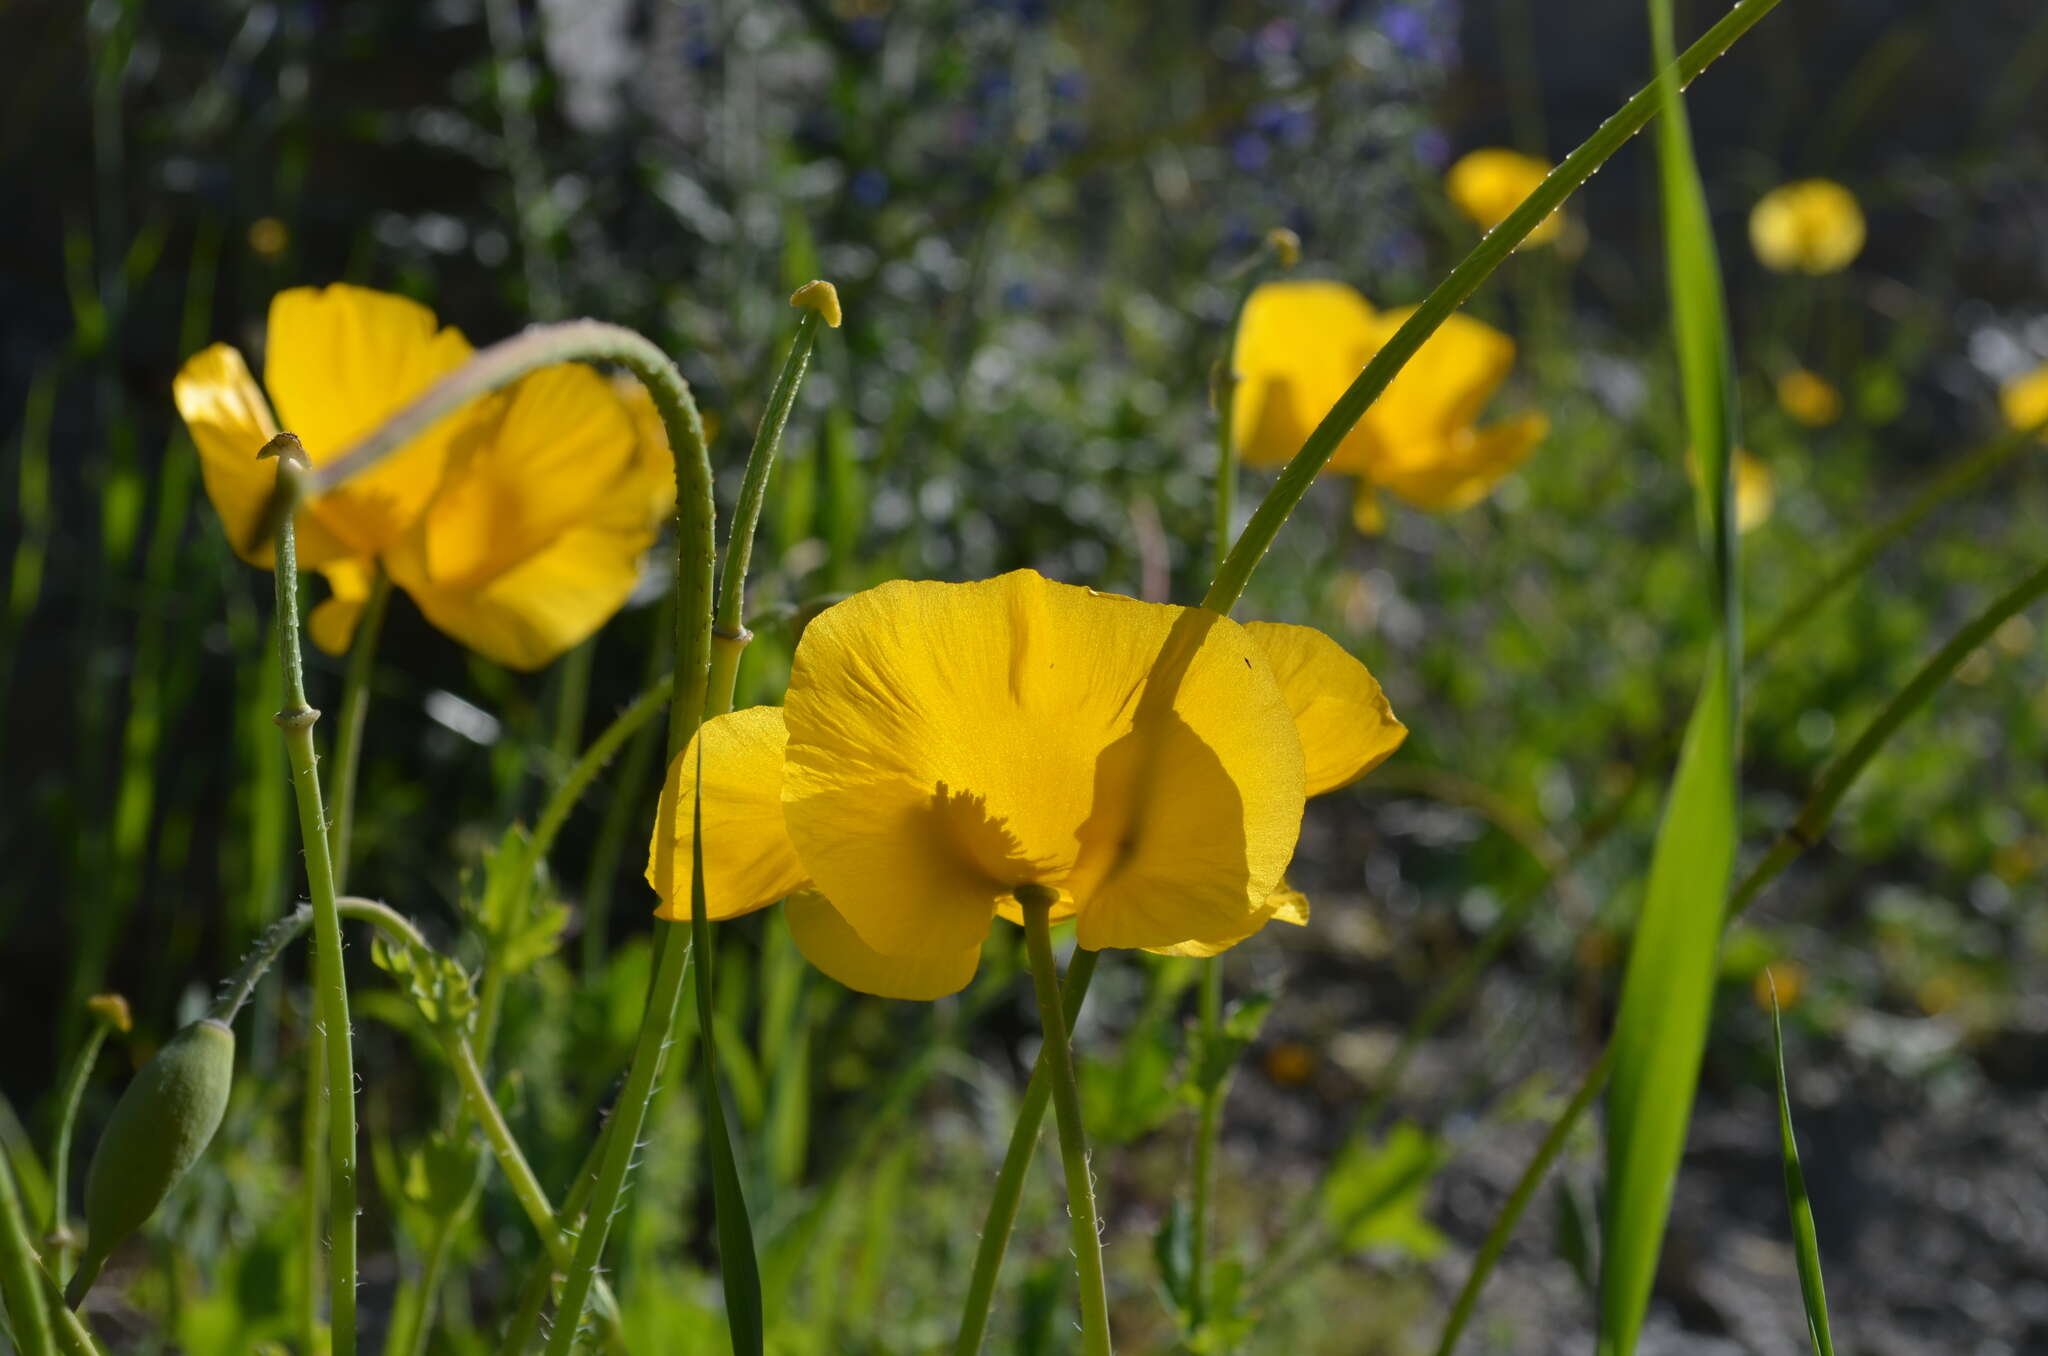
[76,1019,234,1286]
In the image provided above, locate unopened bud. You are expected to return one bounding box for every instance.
[790,280,842,329]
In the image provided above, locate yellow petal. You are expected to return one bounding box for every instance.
[1444,148,1561,244]
[1230,281,1381,474]
[1245,622,1407,796]
[400,523,645,670]
[1360,307,1518,457]
[781,570,1306,960]
[308,558,379,656]
[172,344,351,568]
[784,892,981,999]
[421,364,639,590]
[1371,412,1549,512]
[262,284,477,554]
[2002,363,2048,439]
[1146,883,1311,958]
[646,707,809,921]
[1748,179,1864,275]
[612,376,681,526]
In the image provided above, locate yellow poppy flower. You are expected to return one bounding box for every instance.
[645,571,1406,999]
[1231,281,1547,530]
[1444,148,1562,245]
[1748,179,1864,275]
[1776,368,1841,427]
[174,284,673,671]
[2003,362,2048,439]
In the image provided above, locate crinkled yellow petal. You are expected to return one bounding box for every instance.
[611,376,681,526]
[1444,148,1561,244]
[781,570,1306,960]
[1230,281,1380,474]
[308,558,379,656]
[1748,179,1864,275]
[785,892,982,999]
[1146,882,1311,958]
[647,707,809,921]
[172,343,351,568]
[1244,622,1407,796]
[2002,363,2048,440]
[262,284,477,555]
[1372,412,1549,512]
[422,364,638,591]
[402,523,645,671]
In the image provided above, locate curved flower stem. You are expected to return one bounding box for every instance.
[1200,0,1781,616]
[952,947,1101,1355]
[711,293,833,716]
[328,567,391,893]
[1016,890,1112,1356]
[262,435,360,1355]
[44,1018,115,1283]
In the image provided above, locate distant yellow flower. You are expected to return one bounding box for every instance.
[646,571,1405,999]
[1687,446,1773,533]
[1444,148,1561,245]
[248,217,290,259]
[2002,362,2048,438]
[174,284,672,670]
[1231,280,1547,532]
[1749,179,1864,274]
[1776,368,1841,427]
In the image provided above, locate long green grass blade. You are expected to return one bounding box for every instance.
[1599,2,1745,1352]
[1770,996,1837,1356]
[689,744,765,1355]
[0,1146,56,1356]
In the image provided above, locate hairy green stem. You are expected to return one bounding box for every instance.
[1018,891,1111,1356]
[328,568,391,893]
[951,949,1102,1354]
[266,435,360,1355]
[1200,0,1781,616]
[531,672,675,869]
[710,304,827,715]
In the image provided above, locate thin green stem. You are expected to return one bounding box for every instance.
[709,300,830,716]
[1017,891,1111,1356]
[530,672,675,869]
[1731,555,2048,919]
[1186,957,1225,1333]
[328,568,391,894]
[1432,1046,1615,1356]
[266,434,360,1356]
[1744,416,2047,666]
[548,639,597,777]
[399,1224,457,1356]
[542,921,691,1355]
[952,948,1102,1355]
[44,1025,111,1282]
[1200,0,1781,616]
[299,1020,326,1356]
[0,1143,56,1356]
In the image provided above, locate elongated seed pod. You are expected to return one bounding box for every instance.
[68,1019,235,1305]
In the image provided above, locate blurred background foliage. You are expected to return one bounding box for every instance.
[3,0,2048,1351]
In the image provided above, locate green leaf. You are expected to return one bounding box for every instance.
[687,742,765,1355]
[1320,1122,1449,1259]
[1771,998,1838,1356]
[1190,992,1274,1094]
[1600,1,1744,1351]
[1081,1024,1181,1145]
[369,933,478,1031]
[1154,1198,1194,1317]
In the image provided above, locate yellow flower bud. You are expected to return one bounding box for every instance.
[86,993,132,1034]
[1749,179,1864,275]
[1776,368,1841,428]
[790,280,842,329]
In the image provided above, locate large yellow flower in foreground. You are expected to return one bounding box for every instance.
[2003,362,2048,440]
[645,571,1405,999]
[1231,280,1548,533]
[1749,179,1864,275]
[173,284,672,669]
[1444,148,1561,246]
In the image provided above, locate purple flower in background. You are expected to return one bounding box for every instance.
[1231,131,1273,174]
[1382,5,1429,59]
[1253,19,1299,59]
[1050,69,1087,103]
[851,168,889,207]
[1413,126,1451,168]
